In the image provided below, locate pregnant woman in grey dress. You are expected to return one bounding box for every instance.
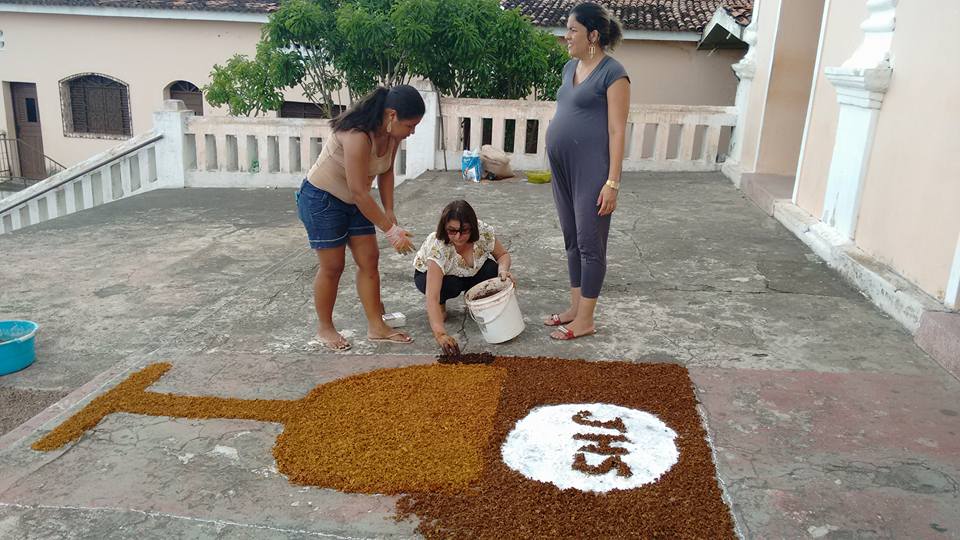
[544,2,630,340]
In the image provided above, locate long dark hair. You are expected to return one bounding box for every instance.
[569,2,624,50]
[436,200,480,244]
[330,85,425,133]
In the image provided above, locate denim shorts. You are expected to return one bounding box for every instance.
[295,179,376,249]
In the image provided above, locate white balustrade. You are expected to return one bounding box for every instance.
[437,98,736,173]
[3,95,736,235]
[183,116,335,188]
[0,131,161,235]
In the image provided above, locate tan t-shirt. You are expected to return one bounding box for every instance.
[306,131,395,204]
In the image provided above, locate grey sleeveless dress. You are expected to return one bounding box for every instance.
[545,55,630,298]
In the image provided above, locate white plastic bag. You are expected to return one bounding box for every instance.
[461,150,482,182]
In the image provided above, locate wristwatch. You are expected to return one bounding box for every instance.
[605,179,621,190]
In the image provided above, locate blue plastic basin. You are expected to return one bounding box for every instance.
[0,320,39,376]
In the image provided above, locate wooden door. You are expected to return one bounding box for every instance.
[10,82,46,179]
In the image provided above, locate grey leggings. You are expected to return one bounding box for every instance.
[551,172,611,299]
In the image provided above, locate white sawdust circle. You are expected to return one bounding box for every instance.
[501,403,679,493]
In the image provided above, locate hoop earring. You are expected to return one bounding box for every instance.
[589,44,596,59]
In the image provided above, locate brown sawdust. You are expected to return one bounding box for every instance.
[32,362,506,495]
[437,352,495,365]
[32,356,733,537]
[394,356,736,539]
[274,363,506,494]
[32,363,292,451]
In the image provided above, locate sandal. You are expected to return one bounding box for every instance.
[549,325,596,341]
[368,331,414,344]
[544,313,574,327]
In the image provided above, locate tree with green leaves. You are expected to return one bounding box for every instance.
[400,0,564,100]
[261,0,343,115]
[205,0,567,116]
[204,42,298,117]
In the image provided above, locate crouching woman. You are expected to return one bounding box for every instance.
[413,200,513,355]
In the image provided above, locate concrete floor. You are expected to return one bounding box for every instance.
[0,171,957,538]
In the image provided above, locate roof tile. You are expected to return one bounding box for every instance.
[4,0,752,31]
[501,0,753,32]
[1,0,278,14]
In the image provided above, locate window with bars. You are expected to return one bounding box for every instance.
[167,80,204,116]
[63,75,132,136]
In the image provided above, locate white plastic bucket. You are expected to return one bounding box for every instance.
[465,277,525,344]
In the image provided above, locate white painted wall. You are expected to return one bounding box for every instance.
[796,0,960,301]
[852,1,960,301]
[794,1,869,219]
[0,11,263,166]
[609,40,744,106]
[753,0,825,176]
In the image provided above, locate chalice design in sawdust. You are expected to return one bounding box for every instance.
[32,356,735,538]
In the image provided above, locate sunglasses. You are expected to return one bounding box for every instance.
[445,225,472,236]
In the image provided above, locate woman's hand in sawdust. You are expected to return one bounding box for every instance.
[435,333,460,356]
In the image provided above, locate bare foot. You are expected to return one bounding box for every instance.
[544,308,576,326]
[316,328,351,351]
[368,322,413,343]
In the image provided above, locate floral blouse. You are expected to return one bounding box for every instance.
[413,220,496,277]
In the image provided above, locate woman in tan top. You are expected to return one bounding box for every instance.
[296,85,424,351]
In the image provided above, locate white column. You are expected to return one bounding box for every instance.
[119,157,133,196]
[43,192,59,219]
[152,100,192,189]
[400,81,439,183]
[513,116,526,155]
[946,232,960,310]
[299,134,312,174]
[279,133,293,173]
[721,5,759,185]
[81,175,94,208]
[64,183,77,213]
[96,168,111,203]
[820,0,896,239]
[10,206,22,230]
[138,149,153,186]
[238,134,252,173]
[491,117,505,152]
[27,199,41,225]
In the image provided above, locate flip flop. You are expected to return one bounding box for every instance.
[368,331,414,344]
[544,313,574,327]
[549,325,596,341]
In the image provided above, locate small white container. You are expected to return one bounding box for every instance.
[382,312,406,328]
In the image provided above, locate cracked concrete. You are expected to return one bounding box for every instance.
[1,171,958,538]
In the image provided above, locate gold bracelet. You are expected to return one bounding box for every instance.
[605,179,620,190]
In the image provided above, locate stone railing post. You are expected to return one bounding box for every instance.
[820,0,896,239]
[152,100,193,189]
